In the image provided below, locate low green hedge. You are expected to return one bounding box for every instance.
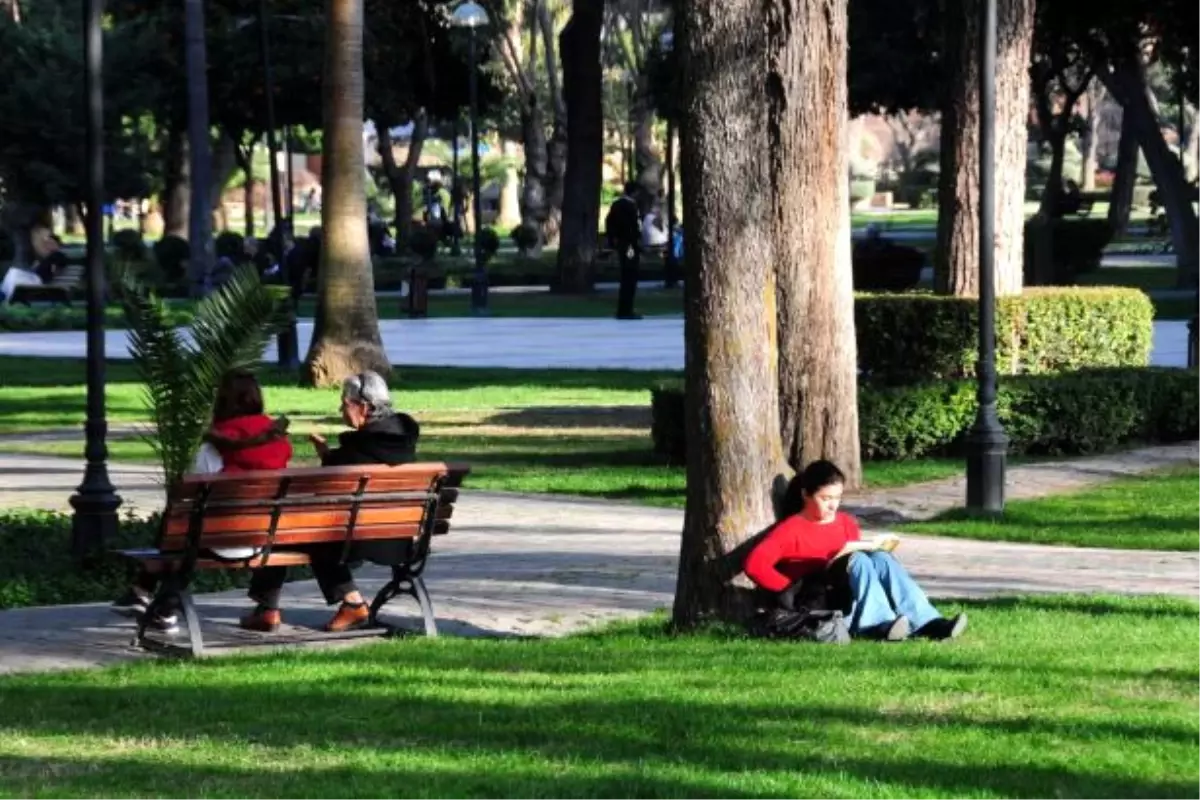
[856,288,1153,386]
[651,367,1198,463]
[0,510,255,610]
[0,304,194,333]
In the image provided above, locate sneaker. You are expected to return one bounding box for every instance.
[239,606,282,633]
[917,613,968,641]
[324,602,370,633]
[144,611,180,635]
[884,615,911,642]
[110,588,150,618]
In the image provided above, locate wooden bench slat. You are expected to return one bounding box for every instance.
[157,519,451,550]
[163,503,453,535]
[126,551,314,570]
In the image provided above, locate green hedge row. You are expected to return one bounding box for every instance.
[856,287,1153,386]
[651,367,1198,463]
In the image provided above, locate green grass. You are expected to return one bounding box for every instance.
[0,595,1195,798]
[899,467,1200,550]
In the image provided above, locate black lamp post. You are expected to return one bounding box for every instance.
[964,0,1008,514]
[453,1,490,316]
[70,0,122,558]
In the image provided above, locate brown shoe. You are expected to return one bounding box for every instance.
[239,606,282,633]
[324,602,370,632]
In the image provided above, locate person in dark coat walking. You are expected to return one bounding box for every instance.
[605,181,643,320]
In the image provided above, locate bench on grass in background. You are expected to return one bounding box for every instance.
[9,263,85,306]
[118,461,470,658]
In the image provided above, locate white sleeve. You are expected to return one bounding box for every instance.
[191,442,224,474]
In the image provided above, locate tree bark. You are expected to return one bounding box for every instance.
[303,0,390,387]
[672,0,787,629]
[554,1,605,294]
[210,132,238,232]
[162,126,190,239]
[497,138,523,230]
[518,99,550,249]
[235,140,255,238]
[1099,59,1200,281]
[539,0,567,245]
[377,110,427,249]
[935,0,1033,297]
[1107,108,1137,236]
[632,76,662,203]
[769,0,861,488]
[1079,79,1102,191]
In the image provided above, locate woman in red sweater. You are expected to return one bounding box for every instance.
[744,460,966,642]
[111,370,292,632]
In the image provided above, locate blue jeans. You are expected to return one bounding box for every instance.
[846,551,940,634]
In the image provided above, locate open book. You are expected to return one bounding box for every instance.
[831,533,901,562]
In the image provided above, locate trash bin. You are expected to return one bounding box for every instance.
[406,267,430,318]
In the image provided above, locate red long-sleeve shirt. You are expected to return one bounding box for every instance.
[743,512,862,592]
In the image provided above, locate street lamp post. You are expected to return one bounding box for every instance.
[452,1,489,316]
[965,0,1008,514]
[70,0,122,558]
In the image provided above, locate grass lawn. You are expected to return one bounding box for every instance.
[0,595,1195,798]
[899,467,1200,550]
[0,357,962,505]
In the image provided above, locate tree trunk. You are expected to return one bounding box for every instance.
[1100,60,1200,282]
[1038,130,1068,218]
[770,0,861,489]
[377,110,427,249]
[935,0,1033,297]
[554,2,604,294]
[519,99,550,251]
[235,141,255,238]
[672,0,786,629]
[497,138,523,230]
[1079,79,1102,191]
[162,126,190,239]
[209,132,237,233]
[303,0,390,387]
[538,0,567,245]
[632,76,662,203]
[1107,109,1137,236]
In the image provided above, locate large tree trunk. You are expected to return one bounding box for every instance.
[672,0,786,629]
[554,2,604,294]
[935,0,1033,297]
[1100,58,1200,282]
[303,0,389,387]
[162,125,190,239]
[770,0,861,489]
[1107,109,1138,236]
[1079,79,1103,191]
[497,138,523,230]
[1037,130,1068,218]
[518,99,550,250]
[632,77,662,203]
[235,140,256,238]
[538,0,567,245]
[377,110,427,249]
[210,132,238,232]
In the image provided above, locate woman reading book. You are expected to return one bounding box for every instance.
[744,460,967,642]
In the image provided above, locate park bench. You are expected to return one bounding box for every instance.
[118,461,470,658]
[8,263,84,306]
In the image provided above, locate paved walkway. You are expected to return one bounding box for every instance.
[0,443,1195,674]
[0,317,1189,369]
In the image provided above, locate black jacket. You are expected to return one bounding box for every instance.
[604,195,641,249]
[321,412,420,467]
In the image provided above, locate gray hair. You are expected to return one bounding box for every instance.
[341,370,394,419]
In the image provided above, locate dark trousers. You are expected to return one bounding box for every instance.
[616,246,641,317]
[247,543,359,609]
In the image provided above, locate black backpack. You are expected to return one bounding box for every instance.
[748,562,852,645]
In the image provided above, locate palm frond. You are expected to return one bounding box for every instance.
[118,265,287,487]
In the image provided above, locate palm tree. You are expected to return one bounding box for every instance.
[303,0,390,387]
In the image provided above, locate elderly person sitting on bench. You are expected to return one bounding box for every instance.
[240,370,422,634]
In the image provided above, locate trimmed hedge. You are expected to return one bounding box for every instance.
[651,367,1198,463]
[856,288,1153,386]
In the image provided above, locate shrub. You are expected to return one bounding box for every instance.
[511,223,540,253]
[110,229,147,262]
[855,288,1152,385]
[0,510,254,610]
[1023,216,1112,284]
[152,234,190,283]
[409,227,440,262]
[477,227,501,263]
[852,239,925,291]
[650,367,1198,463]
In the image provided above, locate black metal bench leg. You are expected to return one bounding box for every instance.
[368,568,438,637]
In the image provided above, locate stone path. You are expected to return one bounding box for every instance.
[0,317,1189,369]
[0,443,1195,674]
